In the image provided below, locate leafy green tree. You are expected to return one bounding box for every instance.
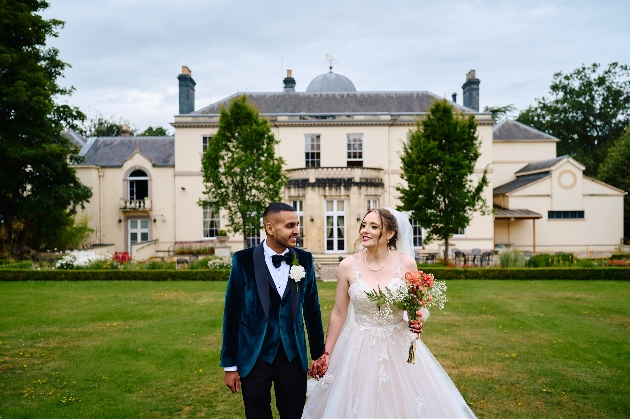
[200,95,287,248]
[139,126,170,136]
[397,99,489,263]
[517,63,630,176]
[80,113,133,137]
[598,126,630,240]
[0,0,92,257]
[483,104,516,121]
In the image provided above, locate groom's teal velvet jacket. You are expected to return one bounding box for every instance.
[220,244,325,378]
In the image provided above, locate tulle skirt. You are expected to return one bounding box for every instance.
[302,320,476,418]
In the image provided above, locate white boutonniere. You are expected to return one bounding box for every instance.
[289,252,305,292]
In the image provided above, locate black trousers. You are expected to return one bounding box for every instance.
[240,344,306,419]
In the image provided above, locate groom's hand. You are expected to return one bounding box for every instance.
[224,371,240,393]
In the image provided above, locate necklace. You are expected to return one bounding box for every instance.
[365,248,391,272]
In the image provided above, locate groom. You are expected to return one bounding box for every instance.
[221,202,326,419]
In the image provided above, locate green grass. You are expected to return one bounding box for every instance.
[0,281,629,418]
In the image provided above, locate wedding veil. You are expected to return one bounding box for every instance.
[383,207,415,259]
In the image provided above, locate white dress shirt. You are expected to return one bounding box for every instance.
[224,240,291,372]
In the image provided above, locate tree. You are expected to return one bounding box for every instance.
[483,104,516,121]
[0,0,92,257]
[138,126,170,136]
[598,126,630,240]
[517,63,630,176]
[80,113,133,137]
[397,99,489,263]
[200,95,287,248]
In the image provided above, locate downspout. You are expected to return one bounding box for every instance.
[388,122,392,207]
[99,168,103,244]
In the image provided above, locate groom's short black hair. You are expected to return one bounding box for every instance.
[263,202,296,221]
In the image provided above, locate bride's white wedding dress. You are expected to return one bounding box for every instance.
[302,254,476,418]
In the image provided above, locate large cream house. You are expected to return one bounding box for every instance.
[70,66,625,260]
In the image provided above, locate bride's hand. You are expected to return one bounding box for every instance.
[408,319,423,335]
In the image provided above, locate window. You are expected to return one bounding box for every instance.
[452,228,466,237]
[325,200,346,252]
[410,218,423,247]
[202,136,212,153]
[305,135,321,167]
[367,199,379,210]
[202,205,220,238]
[292,200,304,247]
[346,134,363,167]
[128,169,148,201]
[245,222,264,248]
[548,211,584,219]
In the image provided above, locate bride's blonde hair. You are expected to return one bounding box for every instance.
[354,208,398,251]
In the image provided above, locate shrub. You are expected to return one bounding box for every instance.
[610,253,630,260]
[145,260,176,270]
[526,253,575,267]
[85,259,121,270]
[0,261,32,270]
[418,268,630,280]
[499,251,525,268]
[0,269,231,281]
[56,250,103,269]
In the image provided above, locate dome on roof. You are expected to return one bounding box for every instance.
[306,68,356,93]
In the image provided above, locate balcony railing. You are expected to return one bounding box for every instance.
[286,167,383,180]
[286,167,384,188]
[120,197,152,211]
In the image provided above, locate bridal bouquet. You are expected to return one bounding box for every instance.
[365,270,447,363]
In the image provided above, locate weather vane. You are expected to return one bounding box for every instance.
[325,54,337,71]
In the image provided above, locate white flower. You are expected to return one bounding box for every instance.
[289,265,306,282]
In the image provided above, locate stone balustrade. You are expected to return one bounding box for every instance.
[119,197,152,211]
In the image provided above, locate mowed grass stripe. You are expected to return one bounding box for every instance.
[0,280,629,418]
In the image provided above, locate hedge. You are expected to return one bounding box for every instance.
[1,268,629,281]
[0,269,231,282]
[419,267,630,280]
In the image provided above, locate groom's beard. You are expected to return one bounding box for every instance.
[271,234,299,249]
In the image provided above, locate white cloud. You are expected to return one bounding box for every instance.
[43,0,630,128]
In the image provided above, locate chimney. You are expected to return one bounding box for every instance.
[452,92,457,103]
[283,69,296,93]
[120,124,132,137]
[178,66,196,114]
[462,70,480,111]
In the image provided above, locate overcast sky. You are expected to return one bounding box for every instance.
[43,0,630,132]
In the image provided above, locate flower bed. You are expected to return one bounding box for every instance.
[173,241,215,255]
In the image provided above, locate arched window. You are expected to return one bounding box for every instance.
[128,169,149,201]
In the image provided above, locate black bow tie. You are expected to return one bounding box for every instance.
[271,252,293,268]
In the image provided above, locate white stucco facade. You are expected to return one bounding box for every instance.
[70,69,626,259]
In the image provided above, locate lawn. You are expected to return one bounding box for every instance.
[0,280,629,418]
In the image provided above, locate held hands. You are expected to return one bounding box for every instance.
[308,351,330,380]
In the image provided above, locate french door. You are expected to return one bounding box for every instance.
[128,219,149,252]
[325,200,346,253]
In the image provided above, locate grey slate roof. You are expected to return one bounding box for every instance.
[493,206,542,219]
[306,71,357,93]
[515,155,568,174]
[194,91,474,115]
[81,136,174,167]
[493,172,550,195]
[493,119,559,141]
[63,130,87,148]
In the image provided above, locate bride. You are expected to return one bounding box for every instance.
[302,208,476,418]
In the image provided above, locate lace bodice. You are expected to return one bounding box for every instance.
[348,253,407,327]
